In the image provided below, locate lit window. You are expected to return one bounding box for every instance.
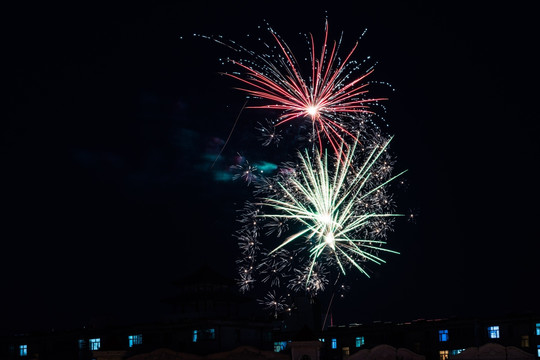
[439,350,449,360]
[488,326,500,339]
[319,338,325,342]
[273,341,288,352]
[331,338,337,349]
[19,345,27,357]
[129,334,142,347]
[439,329,449,342]
[450,349,465,356]
[536,323,540,336]
[537,345,540,357]
[192,328,215,342]
[342,347,350,356]
[89,338,100,351]
[355,336,365,347]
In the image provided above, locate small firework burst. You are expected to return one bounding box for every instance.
[256,119,283,147]
[258,290,289,318]
[231,157,259,185]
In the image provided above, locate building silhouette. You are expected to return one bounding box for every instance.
[1,267,539,360]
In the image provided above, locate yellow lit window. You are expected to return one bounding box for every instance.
[439,350,449,360]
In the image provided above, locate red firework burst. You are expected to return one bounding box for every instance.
[224,20,387,155]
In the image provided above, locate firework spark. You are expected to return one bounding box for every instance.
[216,20,388,155]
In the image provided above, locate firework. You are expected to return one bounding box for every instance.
[255,119,283,147]
[260,136,404,281]
[231,157,259,185]
[197,20,407,317]
[205,20,388,155]
[257,290,290,319]
[234,132,405,296]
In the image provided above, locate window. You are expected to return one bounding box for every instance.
[331,338,337,349]
[129,334,142,347]
[319,338,325,342]
[450,349,465,356]
[488,326,500,339]
[78,339,86,350]
[536,323,540,336]
[439,350,449,360]
[537,345,540,357]
[273,341,288,352]
[355,336,365,347]
[439,329,449,342]
[19,345,27,357]
[520,335,529,348]
[342,347,350,356]
[193,328,215,342]
[89,338,100,351]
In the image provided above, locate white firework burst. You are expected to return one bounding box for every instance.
[257,290,288,318]
[258,136,405,283]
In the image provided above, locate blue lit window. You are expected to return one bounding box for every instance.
[355,336,365,347]
[488,326,500,339]
[273,341,288,352]
[129,334,142,347]
[319,338,325,342]
[331,338,337,349]
[536,323,540,336]
[89,338,100,351]
[78,339,86,350]
[192,328,217,342]
[537,345,540,357]
[439,329,449,342]
[19,345,27,357]
[450,349,465,356]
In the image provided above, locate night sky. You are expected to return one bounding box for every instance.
[3,2,539,336]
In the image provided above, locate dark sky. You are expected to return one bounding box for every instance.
[3,2,539,335]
